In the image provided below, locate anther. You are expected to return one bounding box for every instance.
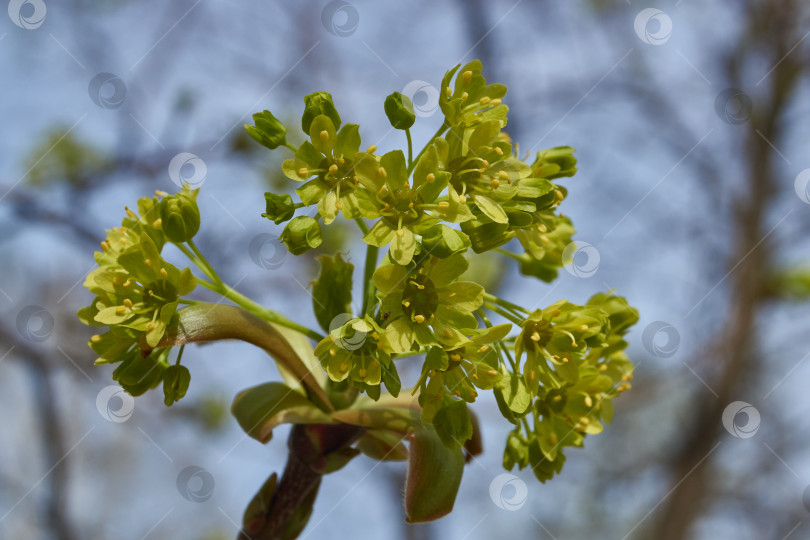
[152,218,162,228]
[426,173,435,183]
[396,229,405,238]
[378,167,387,178]
[123,299,133,308]
[480,96,491,105]
[462,70,472,84]
[319,130,329,141]
[298,167,309,177]
[414,315,425,324]
[90,334,102,343]
[329,164,338,175]
[160,268,168,278]
[366,145,377,153]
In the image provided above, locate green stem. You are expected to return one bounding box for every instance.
[196,278,324,342]
[483,301,524,325]
[354,217,370,236]
[495,247,524,263]
[175,344,185,366]
[284,142,298,153]
[406,128,413,169]
[484,293,530,315]
[363,248,379,316]
[354,218,379,316]
[480,309,518,371]
[407,121,449,177]
[175,243,217,284]
[188,239,222,286]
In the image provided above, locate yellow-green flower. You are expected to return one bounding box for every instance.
[373,253,483,348]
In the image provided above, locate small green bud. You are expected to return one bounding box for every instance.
[384,92,416,130]
[262,192,296,224]
[302,92,341,133]
[280,216,323,255]
[163,364,191,406]
[245,110,287,150]
[159,188,200,243]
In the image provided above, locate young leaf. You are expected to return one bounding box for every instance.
[312,254,354,334]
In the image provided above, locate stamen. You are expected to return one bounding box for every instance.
[90,334,102,343]
[319,130,329,141]
[298,167,309,177]
[152,218,162,228]
[366,144,377,153]
[413,315,425,324]
[426,173,435,183]
[462,70,472,83]
[329,164,338,174]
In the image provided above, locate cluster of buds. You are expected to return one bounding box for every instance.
[244,60,639,478]
[78,186,199,398]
